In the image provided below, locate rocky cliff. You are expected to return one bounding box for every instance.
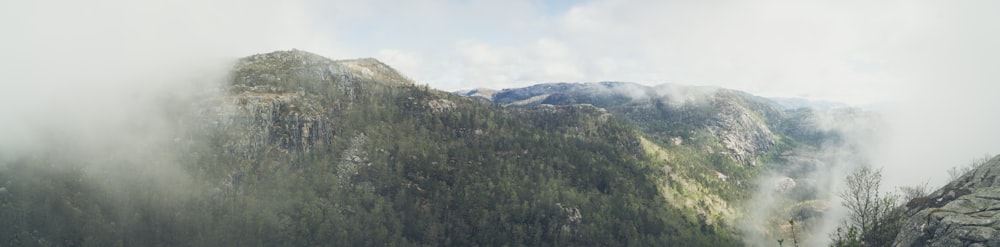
[472,82,782,167]
[894,155,1000,247]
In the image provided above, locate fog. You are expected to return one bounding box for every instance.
[3,0,1000,245]
[741,107,884,246]
[744,2,1000,244]
[874,0,1000,189]
[0,0,314,159]
[0,0,331,211]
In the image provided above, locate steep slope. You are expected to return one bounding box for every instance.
[0,51,739,246]
[461,81,881,245]
[487,82,784,167]
[894,155,1000,247]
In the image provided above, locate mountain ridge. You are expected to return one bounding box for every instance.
[0,50,744,246]
[0,50,878,246]
[455,79,883,245]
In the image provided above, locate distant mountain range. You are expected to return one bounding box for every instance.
[457,85,853,110]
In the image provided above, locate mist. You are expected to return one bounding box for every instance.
[744,2,1000,244]
[873,0,1000,189]
[0,2,334,220]
[740,107,884,246]
[0,0,314,158]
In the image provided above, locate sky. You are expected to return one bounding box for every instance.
[298,0,918,105]
[2,0,1000,186]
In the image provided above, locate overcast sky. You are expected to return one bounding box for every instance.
[293,0,936,105]
[3,0,992,104]
[3,0,1000,186]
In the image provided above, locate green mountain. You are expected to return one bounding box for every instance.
[459,81,882,245]
[0,50,873,246]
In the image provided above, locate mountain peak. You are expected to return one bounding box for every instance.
[241,49,332,66]
[335,57,412,84]
[232,50,412,92]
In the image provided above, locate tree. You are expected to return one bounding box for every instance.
[947,153,993,181]
[831,167,903,247]
[898,182,929,203]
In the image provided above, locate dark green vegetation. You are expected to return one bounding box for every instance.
[0,50,864,246]
[472,81,881,242]
[0,51,735,246]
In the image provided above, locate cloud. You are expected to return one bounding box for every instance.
[0,0,325,156]
[319,0,920,105]
[449,38,586,89]
[553,0,923,103]
[377,49,423,79]
[873,0,1000,188]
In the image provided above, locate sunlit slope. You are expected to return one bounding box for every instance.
[460,80,881,244]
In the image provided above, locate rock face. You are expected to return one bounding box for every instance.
[894,155,1000,247]
[473,81,782,166]
[204,50,414,155]
[704,95,776,166]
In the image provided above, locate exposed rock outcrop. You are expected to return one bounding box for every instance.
[705,96,775,166]
[894,155,1000,247]
[473,81,781,166]
[200,50,418,156]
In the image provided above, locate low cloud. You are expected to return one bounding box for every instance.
[0,0,324,157]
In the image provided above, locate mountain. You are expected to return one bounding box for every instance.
[893,155,1000,246]
[0,50,742,246]
[459,81,883,245]
[466,81,866,168]
[485,82,781,165]
[0,50,877,246]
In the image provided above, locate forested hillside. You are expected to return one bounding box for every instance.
[458,79,882,245]
[0,50,749,246]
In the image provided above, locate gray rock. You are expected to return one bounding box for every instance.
[705,97,775,166]
[894,156,1000,247]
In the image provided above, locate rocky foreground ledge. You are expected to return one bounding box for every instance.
[894,155,1000,247]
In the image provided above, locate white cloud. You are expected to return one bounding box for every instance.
[873,0,1000,188]
[546,0,922,104]
[448,38,588,90]
[323,0,927,105]
[377,49,423,79]
[0,0,329,155]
